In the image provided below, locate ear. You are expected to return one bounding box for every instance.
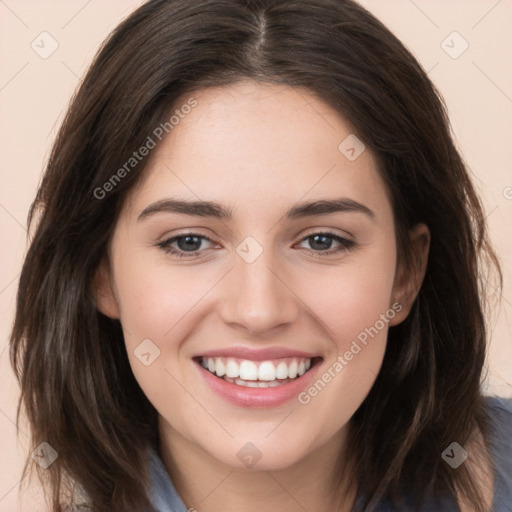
[388,223,430,326]
[92,256,120,319]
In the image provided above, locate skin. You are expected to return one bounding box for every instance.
[94,80,432,511]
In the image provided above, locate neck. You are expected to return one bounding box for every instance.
[158,419,357,512]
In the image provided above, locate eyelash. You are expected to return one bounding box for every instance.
[156,231,356,259]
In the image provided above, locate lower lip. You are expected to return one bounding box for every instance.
[195,359,322,408]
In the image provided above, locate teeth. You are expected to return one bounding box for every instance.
[276,362,288,379]
[288,360,298,379]
[200,356,314,382]
[225,376,293,388]
[240,360,258,380]
[225,360,239,378]
[216,359,226,377]
[258,361,275,381]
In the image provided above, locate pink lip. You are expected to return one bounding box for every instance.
[195,346,318,361]
[194,357,322,408]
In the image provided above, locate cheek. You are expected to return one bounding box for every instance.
[293,249,396,422]
[303,250,397,347]
[110,254,214,407]
[112,253,214,347]
[299,253,397,433]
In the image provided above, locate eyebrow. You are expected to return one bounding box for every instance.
[137,197,375,222]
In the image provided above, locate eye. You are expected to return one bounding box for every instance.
[296,232,355,256]
[156,231,355,259]
[156,233,216,258]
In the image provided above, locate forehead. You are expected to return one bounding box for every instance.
[124,80,392,223]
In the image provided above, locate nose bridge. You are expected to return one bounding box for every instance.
[220,237,299,333]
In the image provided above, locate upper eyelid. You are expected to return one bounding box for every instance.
[159,232,218,246]
[297,227,354,241]
[160,229,352,242]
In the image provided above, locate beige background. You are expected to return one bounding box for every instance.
[1,0,511,509]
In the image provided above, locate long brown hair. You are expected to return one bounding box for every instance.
[10,0,502,511]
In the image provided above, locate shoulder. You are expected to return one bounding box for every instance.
[370,396,512,512]
[484,395,512,511]
[458,395,512,512]
[485,394,512,433]
[484,394,512,471]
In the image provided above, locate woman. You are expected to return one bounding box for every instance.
[10,0,511,511]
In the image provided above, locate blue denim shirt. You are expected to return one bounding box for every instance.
[148,396,512,512]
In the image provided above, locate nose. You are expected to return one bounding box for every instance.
[218,246,300,335]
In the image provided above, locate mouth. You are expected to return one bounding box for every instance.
[193,355,323,388]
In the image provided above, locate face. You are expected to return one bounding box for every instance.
[95,80,428,472]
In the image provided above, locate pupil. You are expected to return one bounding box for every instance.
[310,234,331,251]
[179,235,201,251]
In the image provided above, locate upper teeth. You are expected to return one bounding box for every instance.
[201,357,312,381]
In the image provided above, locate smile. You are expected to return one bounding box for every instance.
[193,349,323,407]
[199,356,314,387]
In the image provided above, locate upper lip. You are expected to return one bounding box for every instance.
[195,346,319,361]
